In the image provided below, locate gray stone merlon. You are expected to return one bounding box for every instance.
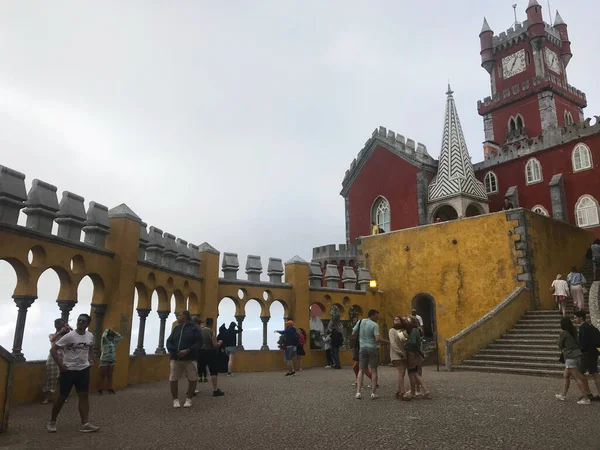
[324,264,340,289]
[267,258,284,284]
[187,243,201,276]
[490,20,561,51]
[549,174,568,222]
[175,238,192,273]
[341,266,357,290]
[198,242,219,255]
[474,116,600,173]
[161,233,178,269]
[222,252,240,280]
[245,255,263,282]
[311,243,358,264]
[55,191,86,241]
[83,202,111,248]
[138,221,149,261]
[23,179,59,234]
[357,267,372,291]
[340,126,437,197]
[308,262,323,287]
[0,166,27,226]
[108,203,143,224]
[285,255,309,265]
[145,226,165,264]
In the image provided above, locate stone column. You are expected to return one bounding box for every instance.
[235,315,245,350]
[260,316,270,350]
[156,310,170,354]
[91,303,107,356]
[56,300,76,322]
[133,308,151,356]
[12,295,36,361]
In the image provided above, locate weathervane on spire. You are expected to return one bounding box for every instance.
[512,3,518,26]
[446,82,454,97]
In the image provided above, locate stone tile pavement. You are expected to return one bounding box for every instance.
[2,366,599,449]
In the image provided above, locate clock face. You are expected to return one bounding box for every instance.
[544,48,562,74]
[502,49,527,79]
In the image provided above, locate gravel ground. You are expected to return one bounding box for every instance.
[2,366,599,449]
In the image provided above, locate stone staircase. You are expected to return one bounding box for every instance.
[453,261,596,377]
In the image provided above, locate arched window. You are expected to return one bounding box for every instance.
[532,205,549,216]
[516,115,524,130]
[484,171,498,194]
[565,111,574,126]
[371,197,391,233]
[525,158,543,184]
[575,195,600,228]
[509,117,517,133]
[572,143,593,172]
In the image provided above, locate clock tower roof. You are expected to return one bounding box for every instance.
[554,11,566,26]
[526,0,541,10]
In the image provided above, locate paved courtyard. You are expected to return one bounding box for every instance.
[2,366,599,449]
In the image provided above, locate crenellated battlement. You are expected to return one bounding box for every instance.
[478,73,587,116]
[312,243,358,263]
[474,115,600,171]
[491,20,562,52]
[341,126,437,195]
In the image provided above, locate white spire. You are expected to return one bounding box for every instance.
[428,87,487,202]
[554,10,566,26]
[480,17,492,34]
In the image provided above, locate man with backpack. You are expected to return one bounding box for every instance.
[275,320,299,377]
[574,311,600,401]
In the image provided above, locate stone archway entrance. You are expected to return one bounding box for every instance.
[411,293,436,339]
[465,203,484,218]
[433,205,458,222]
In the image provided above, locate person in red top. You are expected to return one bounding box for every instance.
[296,328,307,372]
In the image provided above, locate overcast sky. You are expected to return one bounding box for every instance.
[1,0,598,360]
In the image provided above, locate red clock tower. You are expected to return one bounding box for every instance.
[478,0,586,158]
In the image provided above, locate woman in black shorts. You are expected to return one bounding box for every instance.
[296,328,307,371]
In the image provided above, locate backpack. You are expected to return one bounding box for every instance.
[589,324,600,348]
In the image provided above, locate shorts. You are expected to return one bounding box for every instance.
[59,367,90,397]
[407,352,424,373]
[352,347,359,362]
[284,346,297,362]
[296,344,306,356]
[225,346,237,356]
[99,361,115,367]
[579,353,599,374]
[198,349,218,376]
[358,347,380,371]
[565,357,580,370]
[169,360,198,382]
[392,359,406,368]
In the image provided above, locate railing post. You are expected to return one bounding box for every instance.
[133,308,151,356]
[156,310,170,354]
[260,316,270,350]
[235,315,245,350]
[11,295,36,361]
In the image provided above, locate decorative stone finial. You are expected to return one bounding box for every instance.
[23,179,59,234]
[0,165,27,225]
[245,255,263,282]
[222,253,240,280]
[324,264,341,289]
[267,258,284,284]
[83,202,111,248]
[308,262,323,288]
[56,191,87,241]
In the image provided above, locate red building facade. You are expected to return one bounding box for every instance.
[336,1,600,244]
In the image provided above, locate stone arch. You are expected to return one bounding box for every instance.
[411,293,437,339]
[465,203,484,218]
[330,303,346,320]
[135,282,150,309]
[271,299,290,318]
[0,257,30,295]
[172,289,186,314]
[33,266,72,300]
[154,286,169,311]
[187,292,199,314]
[349,305,363,325]
[432,204,458,222]
[75,273,105,304]
[243,298,263,350]
[245,298,267,317]
[219,296,241,316]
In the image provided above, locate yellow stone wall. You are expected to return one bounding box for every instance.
[527,213,593,309]
[359,212,523,362]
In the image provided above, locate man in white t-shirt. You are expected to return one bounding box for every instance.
[412,309,424,328]
[47,313,99,433]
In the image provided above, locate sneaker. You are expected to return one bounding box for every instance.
[194,389,199,395]
[173,399,181,408]
[46,421,57,433]
[555,394,567,401]
[213,389,225,397]
[79,423,100,433]
[325,365,331,369]
[352,382,357,386]
[183,398,192,408]
[370,393,379,400]
[577,398,591,405]
[355,392,362,400]
[108,389,116,395]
